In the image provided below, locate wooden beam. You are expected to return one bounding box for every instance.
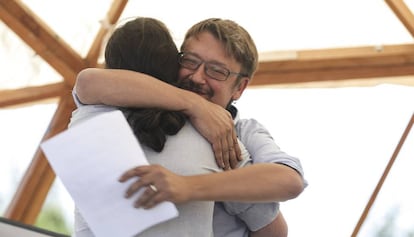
[351,112,414,237]
[0,83,67,108]
[386,0,414,37]
[251,44,414,86]
[0,0,85,87]
[4,92,75,224]
[85,0,128,66]
[1,0,127,225]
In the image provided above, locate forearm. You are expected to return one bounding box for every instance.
[187,163,304,202]
[75,68,199,113]
[75,68,241,168]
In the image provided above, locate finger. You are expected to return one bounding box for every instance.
[125,179,148,198]
[124,169,156,198]
[229,146,239,169]
[212,142,225,169]
[135,185,158,208]
[227,131,240,169]
[141,193,164,209]
[119,166,148,182]
[233,135,242,162]
[221,137,231,170]
[136,185,166,209]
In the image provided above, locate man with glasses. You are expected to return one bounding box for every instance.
[75,18,306,237]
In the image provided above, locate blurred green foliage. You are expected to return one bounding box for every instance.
[35,203,72,236]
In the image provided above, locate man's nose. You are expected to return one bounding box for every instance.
[190,63,207,84]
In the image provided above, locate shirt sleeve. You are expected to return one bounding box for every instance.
[70,90,118,128]
[223,140,280,232]
[72,90,83,108]
[236,118,307,182]
[222,201,280,231]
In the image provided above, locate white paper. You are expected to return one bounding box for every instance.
[41,110,178,237]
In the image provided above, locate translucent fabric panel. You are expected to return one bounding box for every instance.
[0,22,61,90]
[120,0,413,52]
[0,103,57,215]
[21,0,113,58]
[237,83,414,237]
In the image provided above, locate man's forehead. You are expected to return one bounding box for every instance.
[183,33,242,71]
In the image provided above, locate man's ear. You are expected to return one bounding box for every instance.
[232,77,249,101]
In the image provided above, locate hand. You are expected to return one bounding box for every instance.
[118,165,191,209]
[188,99,242,170]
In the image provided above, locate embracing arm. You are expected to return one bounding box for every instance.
[120,163,304,209]
[75,68,195,110]
[75,68,241,169]
[187,163,303,202]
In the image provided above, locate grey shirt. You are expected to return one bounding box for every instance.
[69,102,218,237]
[212,106,307,237]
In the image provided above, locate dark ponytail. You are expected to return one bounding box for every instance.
[105,17,185,152]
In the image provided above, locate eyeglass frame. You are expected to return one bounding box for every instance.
[177,52,247,81]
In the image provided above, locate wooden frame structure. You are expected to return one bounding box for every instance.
[0,0,413,235]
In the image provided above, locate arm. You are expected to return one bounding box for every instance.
[187,163,303,202]
[75,68,196,110]
[119,163,304,209]
[75,68,241,169]
[118,104,304,207]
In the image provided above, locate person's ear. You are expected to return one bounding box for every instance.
[232,77,249,101]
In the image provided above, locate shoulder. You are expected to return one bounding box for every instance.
[235,118,275,144]
[70,104,117,128]
[230,106,271,139]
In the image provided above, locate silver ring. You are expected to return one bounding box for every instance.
[149,184,158,192]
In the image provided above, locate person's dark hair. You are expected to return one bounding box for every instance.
[105,17,186,152]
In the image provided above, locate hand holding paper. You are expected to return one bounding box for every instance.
[41,110,178,237]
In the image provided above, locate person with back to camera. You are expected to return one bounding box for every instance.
[70,17,295,237]
[74,17,307,237]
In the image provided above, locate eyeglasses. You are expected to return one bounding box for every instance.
[178,52,246,81]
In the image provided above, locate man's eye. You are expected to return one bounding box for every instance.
[209,66,228,76]
[183,58,198,66]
